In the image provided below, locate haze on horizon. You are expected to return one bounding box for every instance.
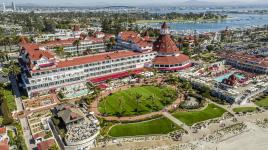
[1,0,267,7]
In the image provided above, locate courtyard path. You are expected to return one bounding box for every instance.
[10,75,36,150]
[90,93,184,121]
[207,99,236,116]
[89,80,186,122]
[162,112,191,133]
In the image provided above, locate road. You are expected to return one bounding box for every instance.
[10,75,36,150]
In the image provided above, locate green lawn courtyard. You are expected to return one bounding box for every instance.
[233,107,257,113]
[3,89,16,111]
[255,96,268,107]
[172,103,226,126]
[98,86,177,116]
[108,117,181,137]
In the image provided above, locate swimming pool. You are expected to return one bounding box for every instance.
[65,89,89,99]
[214,72,245,82]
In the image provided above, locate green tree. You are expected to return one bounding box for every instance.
[2,61,21,80]
[206,45,214,52]
[135,93,142,113]
[49,144,60,150]
[0,51,7,64]
[72,39,81,56]
[0,89,13,125]
[55,46,65,57]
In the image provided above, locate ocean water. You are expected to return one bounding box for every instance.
[142,14,268,33]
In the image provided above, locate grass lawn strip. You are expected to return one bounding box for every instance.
[3,90,16,111]
[255,96,268,107]
[233,107,257,113]
[172,104,226,126]
[108,117,181,137]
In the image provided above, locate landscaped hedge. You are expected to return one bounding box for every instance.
[0,92,13,125]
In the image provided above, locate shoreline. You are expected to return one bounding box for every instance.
[135,18,227,24]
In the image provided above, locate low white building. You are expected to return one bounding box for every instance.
[52,104,100,150]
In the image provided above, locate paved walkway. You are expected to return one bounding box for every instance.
[10,76,23,112]
[91,94,184,121]
[162,112,191,133]
[10,75,36,150]
[90,81,185,121]
[90,85,183,121]
[207,99,236,116]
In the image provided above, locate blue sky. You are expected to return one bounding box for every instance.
[1,0,264,6]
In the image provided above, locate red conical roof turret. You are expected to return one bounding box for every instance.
[161,22,168,29]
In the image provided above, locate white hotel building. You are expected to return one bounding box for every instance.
[19,43,156,97]
[219,52,268,74]
[19,23,192,98]
[39,37,106,55]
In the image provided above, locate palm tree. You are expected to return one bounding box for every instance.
[0,51,7,65]
[2,37,8,52]
[2,61,21,80]
[4,37,12,52]
[148,94,156,111]
[55,46,65,57]
[117,96,125,117]
[72,39,81,56]
[135,93,142,113]
[86,82,100,97]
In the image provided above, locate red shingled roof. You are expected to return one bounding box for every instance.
[37,139,56,150]
[0,128,6,134]
[119,31,152,48]
[31,50,139,73]
[21,43,55,61]
[40,37,103,48]
[219,52,268,68]
[119,31,140,41]
[152,55,190,65]
[33,132,46,139]
[153,34,179,53]
[161,22,168,29]
[0,139,9,150]
[57,50,138,68]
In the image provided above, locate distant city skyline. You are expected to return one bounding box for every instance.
[1,0,267,7]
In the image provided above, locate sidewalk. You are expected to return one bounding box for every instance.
[162,112,191,133]
[10,76,36,150]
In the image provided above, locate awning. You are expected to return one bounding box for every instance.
[39,63,54,68]
[157,63,192,71]
[89,69,143,83]
[97,84,108,89]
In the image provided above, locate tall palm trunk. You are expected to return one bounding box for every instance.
[9,41,12,53]
[76,45,79,55]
